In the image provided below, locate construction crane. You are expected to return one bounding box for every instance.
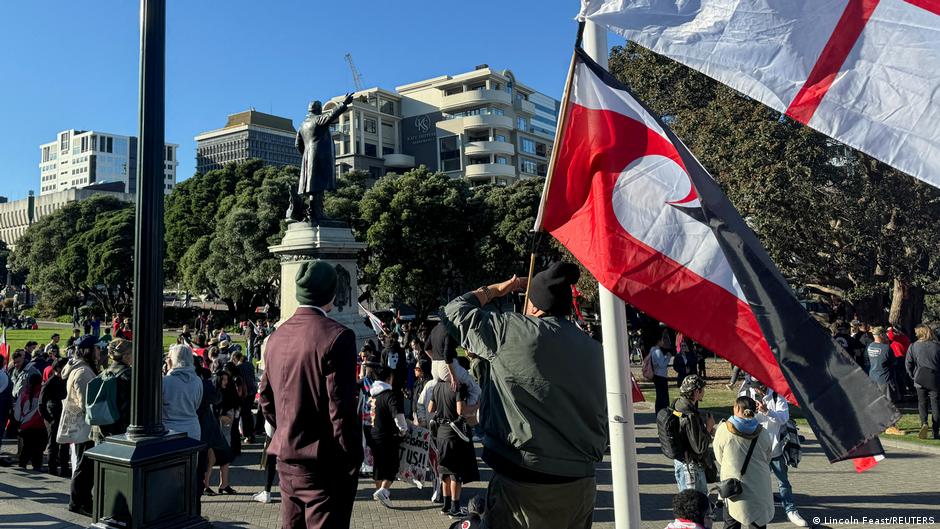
[345,53,364,92]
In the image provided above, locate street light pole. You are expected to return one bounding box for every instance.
[86,2,207,527]
[127,0,167,440]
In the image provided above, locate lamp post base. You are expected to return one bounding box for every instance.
[85,431,208,529]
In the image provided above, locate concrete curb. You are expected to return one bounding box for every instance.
[879,435,940,455]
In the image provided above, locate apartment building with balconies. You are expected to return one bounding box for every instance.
[324,88,411,181]
[395,64,558,185]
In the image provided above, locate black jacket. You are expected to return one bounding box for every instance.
[39,375,67,423]
[674,396,711,463]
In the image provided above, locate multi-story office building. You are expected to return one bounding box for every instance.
[194,110,301,174]
[323,65,560,185]
[39,130,177,196]
[325,88,412,180]
[0,183,133,248]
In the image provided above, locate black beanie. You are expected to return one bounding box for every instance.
[528,262,581,316]
[295,261,337,307]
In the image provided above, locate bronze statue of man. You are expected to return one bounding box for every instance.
[288,92,355,222]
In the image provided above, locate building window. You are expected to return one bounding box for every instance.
[363,118,377,134]
[520,158,538,174]
[166,146,173,161]
[496,156,508,165]
[380,100,396,115]
[382,146,394,156]
[520,138,536,154]
[535,142,547,157]
[495,134,507,143]
[60,132,70,153]
[364,143,377,157]
[517,117,528,132]
[439,136,461,172]
[445,87,463,96]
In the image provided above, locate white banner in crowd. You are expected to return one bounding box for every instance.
[397,426,440,488]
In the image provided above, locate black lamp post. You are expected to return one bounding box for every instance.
[85,2,207,528]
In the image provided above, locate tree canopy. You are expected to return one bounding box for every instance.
[11,195,134,316]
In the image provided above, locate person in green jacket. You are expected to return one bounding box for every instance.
[442,262,607,529]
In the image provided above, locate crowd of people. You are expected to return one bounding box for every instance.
[3,270,940,529]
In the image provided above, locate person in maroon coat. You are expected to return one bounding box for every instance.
[259,261,363,529]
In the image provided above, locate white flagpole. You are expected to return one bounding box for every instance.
[582,19,642,529]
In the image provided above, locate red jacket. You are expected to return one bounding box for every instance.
[259,307,363,473]
[888,329,910,358]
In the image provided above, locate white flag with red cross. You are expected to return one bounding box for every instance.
[580,0,940,188]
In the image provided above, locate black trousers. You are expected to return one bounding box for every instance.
[723,504,766,529]
[18,428,47,469]
[70,441,95,511]
[916,386,940,437]
[240,399,255,440]
[653,375,670,413]
[46,420,70,475]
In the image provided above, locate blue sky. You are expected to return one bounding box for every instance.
[0,0,615,200]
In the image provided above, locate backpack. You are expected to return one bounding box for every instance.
[641,353,654,381]
[656,406,686,460]
[85,368,122,426]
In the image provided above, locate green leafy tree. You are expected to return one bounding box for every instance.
[358,167,477,319]
[11,195,134,316]
[175,162,296,319]
[164,159,267,281]
[324,170,371,232]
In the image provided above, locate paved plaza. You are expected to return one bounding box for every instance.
[1,407,938,529]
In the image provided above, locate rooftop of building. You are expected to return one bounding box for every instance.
[396,64,537,95]
[195,109,297,141]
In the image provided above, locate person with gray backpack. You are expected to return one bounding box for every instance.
[86,339,133,442]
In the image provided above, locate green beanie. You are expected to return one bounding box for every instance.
[295,261,337,306]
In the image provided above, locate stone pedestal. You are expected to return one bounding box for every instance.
[269,221,374,347]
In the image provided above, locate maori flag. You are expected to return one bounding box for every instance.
[579,0,940,189]
[536,47,899,467]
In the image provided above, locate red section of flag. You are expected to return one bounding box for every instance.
[542,103,793,404]
[785,0,881,124]
[631,374,645,403]
[853,455,880,473]
[906,0,940,16]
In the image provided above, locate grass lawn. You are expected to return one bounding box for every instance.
[2,327,245,357]
[637,379,939,448]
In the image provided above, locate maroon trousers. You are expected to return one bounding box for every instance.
[277,462,358,529]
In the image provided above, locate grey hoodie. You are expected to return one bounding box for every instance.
[162,367,203,440]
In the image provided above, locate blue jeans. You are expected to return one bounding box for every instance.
[674,459,707,494]
[770,455,796,513]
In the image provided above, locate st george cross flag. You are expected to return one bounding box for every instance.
[579,0,940,189]
[538,47,900,465]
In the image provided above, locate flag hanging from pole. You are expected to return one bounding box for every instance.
[537,47,900,465]
[579,0,940,189]
[0,326,8,368]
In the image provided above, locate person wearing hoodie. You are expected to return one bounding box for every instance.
[713,396,774,529]
[666,489,712,529]
[369,367,408,507]
[162,344,203,441]
[906,324,940,440]
[14,372,45,470]
[40,358,70,476]
[739,382,808,527]
[56,336,99,516]
[674,375,716,495]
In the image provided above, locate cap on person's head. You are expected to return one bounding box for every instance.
[108,338,133,360]
[528,261,581,316]
[219,340,231,349]
[295,261,337,307]
[679,374,706,397]
[75,335,99,350]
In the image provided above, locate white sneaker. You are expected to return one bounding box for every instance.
[787,510,809,527]
[372,488,391,508]
[252,491,272,504]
